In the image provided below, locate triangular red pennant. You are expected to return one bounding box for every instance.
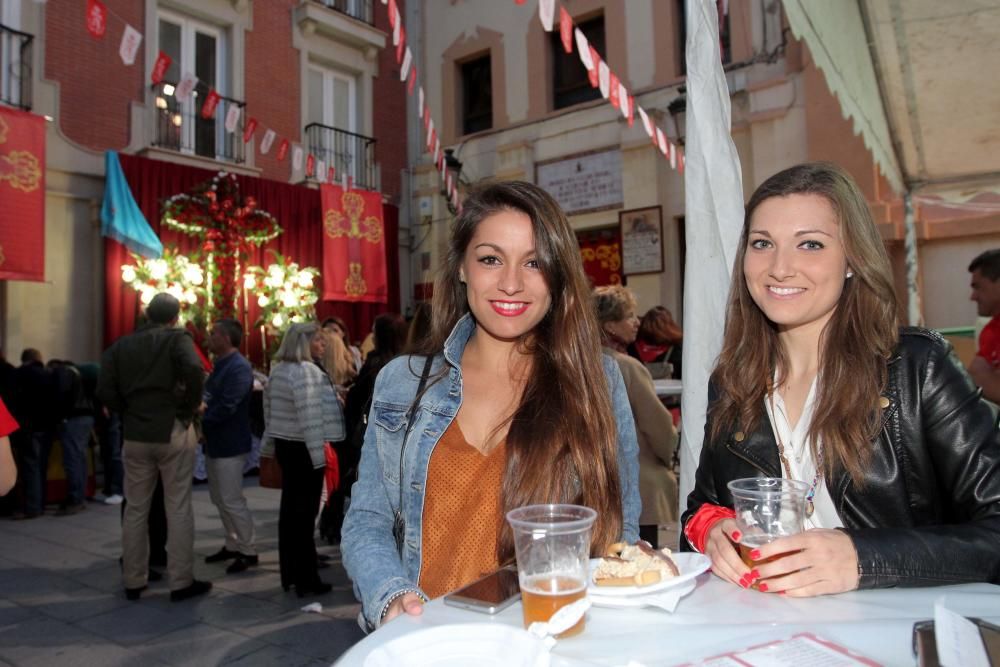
[408,65,418,95]
[277,139,290,161]
[242,118,258,144]
[609,73,620,109]
[396,25,406,64]
[306,154,315,177]
[200,90,221,119]
[559,7,573,54]
[626,95,635,127]
[86,0,107,39]
[151,51,172,85]
[588,47,600,87]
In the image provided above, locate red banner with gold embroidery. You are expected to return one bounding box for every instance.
[321,184,388,303]
[0,107,45,282]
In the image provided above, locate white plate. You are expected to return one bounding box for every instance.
[363,623,551,667]
[587,552,711,597]
[589,579,697,608]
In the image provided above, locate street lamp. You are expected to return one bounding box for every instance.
[442,148,463,215]
[667,86,687,146]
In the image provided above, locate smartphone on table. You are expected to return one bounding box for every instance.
[443,566,521,614]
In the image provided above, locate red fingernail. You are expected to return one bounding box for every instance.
[731,530,741,541]
[758,583,769,592]
[750,569,760,581]
[738,575,749,588]
[750,549,761,560]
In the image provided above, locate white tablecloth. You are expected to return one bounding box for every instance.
[334,576,1000,666]
[653,379,682,398]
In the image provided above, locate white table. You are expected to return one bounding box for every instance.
[653,379,682,398]
[334,576,1000,666]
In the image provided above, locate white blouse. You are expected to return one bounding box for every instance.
[763,377,843,531]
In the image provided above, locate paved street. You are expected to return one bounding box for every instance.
[0,481,364,666]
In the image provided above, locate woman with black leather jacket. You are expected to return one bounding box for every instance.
[681,162,1000,596]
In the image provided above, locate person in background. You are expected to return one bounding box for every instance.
[11,348,54,519]
[202,318,258,575]
[323,316,362,372]
[967,249,1000,402]
[48,359,98,515]
[594,285,680,546]
[261,322,345,597]
[403,302,433,354]
[630,306,684,380]
[0,397,18,496]
[98,293,211,603]
[682,162,1000,595]
[341,181,640,630]
[318,326,357,392]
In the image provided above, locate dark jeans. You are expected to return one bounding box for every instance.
[60,416,94,506]
[19,430,53,515]
[275,439,324,590]
[101,413,124,496]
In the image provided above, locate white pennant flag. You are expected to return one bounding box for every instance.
[656,127,668,156]
[539,0,555,31]
[392,11,401,46]
[445,171,453,197]
[317,160,327,183]
[418,87,425,118]
[427,118,435,148]
[224,105,241,133]
[598,61,610,98]
[669,140,677,168]
[260,129,276,154]
[292,144,304,170]
[434,137,441,164]
[400,47,413,81]
[175,72,198,101]
[381,0,387,3]
[119,24,142,66]
[618,82,630,118]
[574,29,593,70]
[637,105,654,138]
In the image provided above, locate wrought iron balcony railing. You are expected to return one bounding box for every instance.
[0,23,33,110]
[305,123,377,190]
[312,0,375,25]
[151,81,246,164]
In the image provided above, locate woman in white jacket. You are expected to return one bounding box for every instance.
[262,322,345,596]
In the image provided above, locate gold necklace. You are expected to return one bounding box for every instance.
[768,393,823,518]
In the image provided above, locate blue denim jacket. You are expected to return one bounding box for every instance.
[341,315,641,629]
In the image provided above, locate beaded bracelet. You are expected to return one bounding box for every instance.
[379,588,426,622]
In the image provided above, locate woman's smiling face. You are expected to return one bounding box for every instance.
[743,193,850,337]
[460,209,552,344]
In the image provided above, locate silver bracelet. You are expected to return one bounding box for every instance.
[380,588,424,621]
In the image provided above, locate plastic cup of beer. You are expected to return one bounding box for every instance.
[727,478,809,583]
[506,504,596,638]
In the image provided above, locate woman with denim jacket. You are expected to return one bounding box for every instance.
[681,162,1000,596]
[341,181,641,630]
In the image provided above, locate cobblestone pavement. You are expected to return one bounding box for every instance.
[0,481,365,666]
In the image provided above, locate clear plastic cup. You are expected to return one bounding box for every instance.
[506,504,596,638]
[727,477,809,572]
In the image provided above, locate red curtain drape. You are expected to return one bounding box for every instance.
[103,153,400,366]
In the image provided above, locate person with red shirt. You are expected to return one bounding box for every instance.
[968,249,1000,402]
[0,397,19,496]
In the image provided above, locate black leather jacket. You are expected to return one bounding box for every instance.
[681,327,1000,588]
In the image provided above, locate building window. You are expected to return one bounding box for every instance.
[551,14,603,110]
[460,53,492,135]
[305,64,374,187]
[156,10,227,159]
[676,0,730,75]
[308,65,356,132]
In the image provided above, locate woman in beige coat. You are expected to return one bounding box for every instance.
[594,285,679,546]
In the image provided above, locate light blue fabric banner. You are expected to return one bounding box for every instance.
[100,151,163,258]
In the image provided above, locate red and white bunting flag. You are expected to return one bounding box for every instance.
[408,65,417,94]
[260,128,276,154]
[598,61,610,98]
[400,47,413,81]
[451,189,460,212]
[306,154,315,177]
[445,171,453,197]
[388,0,398,28]
[559,7,573,54]
[119,24,142,65]
[618,83,630,119]
[175,72,198,101]
[609,72,620,109]
[327,166,336,182]
[396,24,406,64]
[418,87,425,117]
[151,51,172,85]
[224,105,241,133]
[588,47,600,87]
[669,141,677,169]
[292,145,304,170]
[538,0,555,31]
[637,105,653,138]
[381,0,387,4]
[515,0,527,4]
[434,137,441,164]
[625,95,635,126]
[200,89,221,119]
[317,160,327,183]
[426,118,435,150]
[277,138,290,161]
[655,127,668,156]
[678,150,685,174]
[86,0,106,39]
[242,117,258,144]
[574,29,593,70]
[423,104,431,130]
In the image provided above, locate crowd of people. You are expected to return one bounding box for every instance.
[0,163,997,630]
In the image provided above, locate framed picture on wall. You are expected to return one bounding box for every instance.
[619,205,664,275]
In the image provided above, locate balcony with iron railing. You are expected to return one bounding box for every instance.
[311,0,374,25]
[0,23,33,110]
[305,123,378,190]
[150,81,246,165]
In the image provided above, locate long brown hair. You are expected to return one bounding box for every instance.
[709,162,899,483]
[415,180,623,560]
[639,306,683,346]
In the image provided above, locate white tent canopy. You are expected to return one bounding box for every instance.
[782,0,1000,200]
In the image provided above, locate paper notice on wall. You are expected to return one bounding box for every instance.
[119,24,142,66]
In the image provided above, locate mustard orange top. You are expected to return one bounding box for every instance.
[418,420,506,599]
